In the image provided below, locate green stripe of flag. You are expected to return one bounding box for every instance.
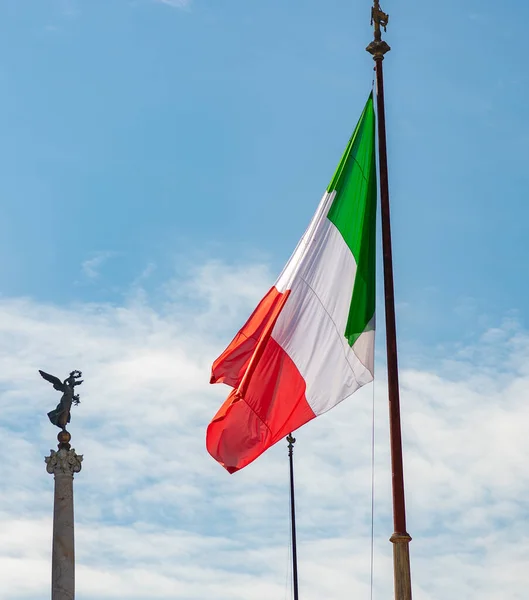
[326,94,377,347]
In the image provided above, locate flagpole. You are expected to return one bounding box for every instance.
[366,3,413,600]
[286,433,299,600]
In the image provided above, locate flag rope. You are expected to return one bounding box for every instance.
[370,372,376,600]
[284,487,292,600]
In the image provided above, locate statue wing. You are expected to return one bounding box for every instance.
[39,370,65,392]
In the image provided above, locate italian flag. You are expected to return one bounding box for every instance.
[207,94,377,473]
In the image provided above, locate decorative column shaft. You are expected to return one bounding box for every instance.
[45,437,83,600]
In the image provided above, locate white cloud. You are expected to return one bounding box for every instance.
[155,0,192,9]
[81,251,116,280]
[1,260,529,598]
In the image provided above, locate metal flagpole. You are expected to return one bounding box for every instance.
[286,433,299,600]
[366,3,413,600]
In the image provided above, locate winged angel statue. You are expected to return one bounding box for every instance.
[39,370,83,430]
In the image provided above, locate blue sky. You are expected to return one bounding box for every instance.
[2,0,527,336]
[1,0,529,599]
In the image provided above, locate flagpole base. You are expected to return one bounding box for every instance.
[390,533,412,600]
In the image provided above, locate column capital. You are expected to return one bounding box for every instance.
[45,448,83,477]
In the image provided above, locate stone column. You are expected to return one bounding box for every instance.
[45,431,83,600]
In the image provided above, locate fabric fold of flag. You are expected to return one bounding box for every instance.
[207,94,377,473]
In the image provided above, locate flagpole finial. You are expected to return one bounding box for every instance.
[286,433,296,456]
[366,0,391,60]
